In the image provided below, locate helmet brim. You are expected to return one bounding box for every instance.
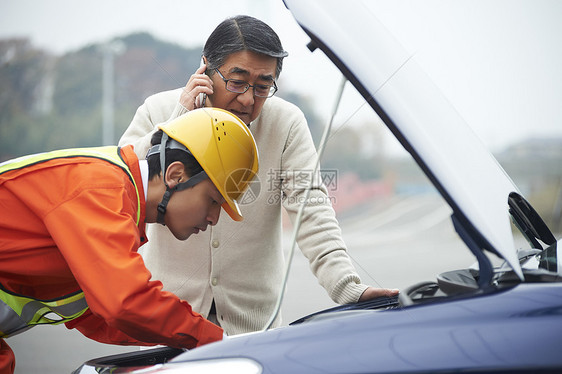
[222,199,243,221]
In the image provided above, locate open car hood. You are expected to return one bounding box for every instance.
[284,0,526,279]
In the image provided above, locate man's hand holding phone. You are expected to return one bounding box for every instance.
[179,60,213,110]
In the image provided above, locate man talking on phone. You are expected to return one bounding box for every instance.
[119,15,399,336]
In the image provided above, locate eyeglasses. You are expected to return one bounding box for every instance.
[214,68,278,98]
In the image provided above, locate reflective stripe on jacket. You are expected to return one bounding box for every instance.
[0,146,140,338]
[0,286,87,338]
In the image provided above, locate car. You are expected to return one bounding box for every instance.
[73,0,562,373]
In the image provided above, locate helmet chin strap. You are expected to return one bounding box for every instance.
[151,132,208,226]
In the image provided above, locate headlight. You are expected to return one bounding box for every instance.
[132,357,263,374]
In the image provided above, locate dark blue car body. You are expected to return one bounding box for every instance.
[171,282,562,373]
[76,276,562,373]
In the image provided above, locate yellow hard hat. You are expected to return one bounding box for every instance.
[160,108,259,221]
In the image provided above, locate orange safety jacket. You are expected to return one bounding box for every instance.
[0,145,223,349]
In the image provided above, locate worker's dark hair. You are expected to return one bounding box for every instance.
[147,130,203,180]
[203,15,288,79]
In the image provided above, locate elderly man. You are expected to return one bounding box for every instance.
[119,15,398,335]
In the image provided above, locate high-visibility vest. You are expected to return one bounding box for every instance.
[0,146,141,338]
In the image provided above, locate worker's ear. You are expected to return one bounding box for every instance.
[164,161,188,188]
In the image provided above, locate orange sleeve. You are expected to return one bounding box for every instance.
[44,169,222,349]
[65,309,149,346]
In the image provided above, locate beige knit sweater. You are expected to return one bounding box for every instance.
[119,90,368,335]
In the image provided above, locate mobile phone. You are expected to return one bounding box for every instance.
[196,57,207,108]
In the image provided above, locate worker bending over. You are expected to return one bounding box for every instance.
[0,108,258,374]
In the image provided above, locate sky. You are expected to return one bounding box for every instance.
[1,0,562,156]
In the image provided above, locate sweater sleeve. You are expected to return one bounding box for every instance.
[279,108,368,304]
[44,168,223,349]
[119,89,188,159]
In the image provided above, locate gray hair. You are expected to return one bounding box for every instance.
[203,15,288,78]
